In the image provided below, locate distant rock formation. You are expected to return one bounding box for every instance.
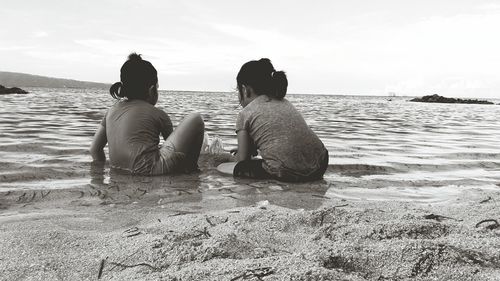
[410,94,493,105]
[0,85,28,95]
[0,71,109,89]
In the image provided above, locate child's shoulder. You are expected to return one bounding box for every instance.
[151,106,171,121]
[243,95,271,110]
[248,96,291,112]
[112,99,166,114]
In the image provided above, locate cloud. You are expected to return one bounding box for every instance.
[477,2,500,11]
[0,46,36,51]
[1,1,499,96]
[33,31,48,38]
[74,39,132,57]
[73,37,234,76]
[24,49,103,63]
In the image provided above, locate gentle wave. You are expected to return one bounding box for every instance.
[1,89,500,202]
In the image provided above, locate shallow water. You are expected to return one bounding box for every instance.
[1,88,499,206]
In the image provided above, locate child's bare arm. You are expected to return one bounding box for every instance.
[159,110,173,140]
[90,125,107,162]
[161,125,173,140]
[236,130,257,162]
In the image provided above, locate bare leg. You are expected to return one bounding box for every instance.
[166,113,205,171]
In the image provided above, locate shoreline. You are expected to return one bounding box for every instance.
[1,183,499,280]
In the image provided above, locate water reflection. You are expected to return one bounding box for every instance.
[88,161,204,207]
[86,158,329,210]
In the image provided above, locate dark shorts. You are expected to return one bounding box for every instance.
[233,150,329,182]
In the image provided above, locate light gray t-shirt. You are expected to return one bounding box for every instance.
[236,95,327,177]
[101,99,173,173]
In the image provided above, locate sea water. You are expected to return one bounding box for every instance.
[1,88,499,206]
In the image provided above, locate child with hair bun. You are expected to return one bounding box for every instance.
[90,53,205,175]
[233,58,328,182]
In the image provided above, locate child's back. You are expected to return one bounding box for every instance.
[103,99,173,173]
[237,95,327,178]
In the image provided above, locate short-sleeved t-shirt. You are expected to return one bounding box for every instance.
[101,99,173,173]
[236,95,327,178]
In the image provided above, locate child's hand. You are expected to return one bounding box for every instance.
[229,148,259,156]
[230,148,257,156]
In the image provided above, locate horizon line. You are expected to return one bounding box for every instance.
[2,70,497,99]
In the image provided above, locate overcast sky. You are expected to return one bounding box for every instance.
[1,0,499,97]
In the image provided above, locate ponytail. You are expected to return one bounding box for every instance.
[271,70,288,100]
[109,82,124,100]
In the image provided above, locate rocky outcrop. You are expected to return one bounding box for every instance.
[410,94,493,104]
[0,85,28,95]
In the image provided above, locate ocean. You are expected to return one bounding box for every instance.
[1,88,499,207]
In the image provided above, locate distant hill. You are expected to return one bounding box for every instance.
[0,71,110,89]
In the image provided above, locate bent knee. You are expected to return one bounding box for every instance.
[186,113,204,131]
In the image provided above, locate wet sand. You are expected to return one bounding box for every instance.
[1,161,499,280]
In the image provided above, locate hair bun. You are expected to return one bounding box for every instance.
[128,53,142,61]
[258,58,272,64]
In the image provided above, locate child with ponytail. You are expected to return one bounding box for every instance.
[233,58,329,182]
[90,53,204,175]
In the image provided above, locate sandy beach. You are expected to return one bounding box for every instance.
[2,0,500,279]
[1,159,499,280]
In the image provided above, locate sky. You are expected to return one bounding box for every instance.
[1,0,499,97]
